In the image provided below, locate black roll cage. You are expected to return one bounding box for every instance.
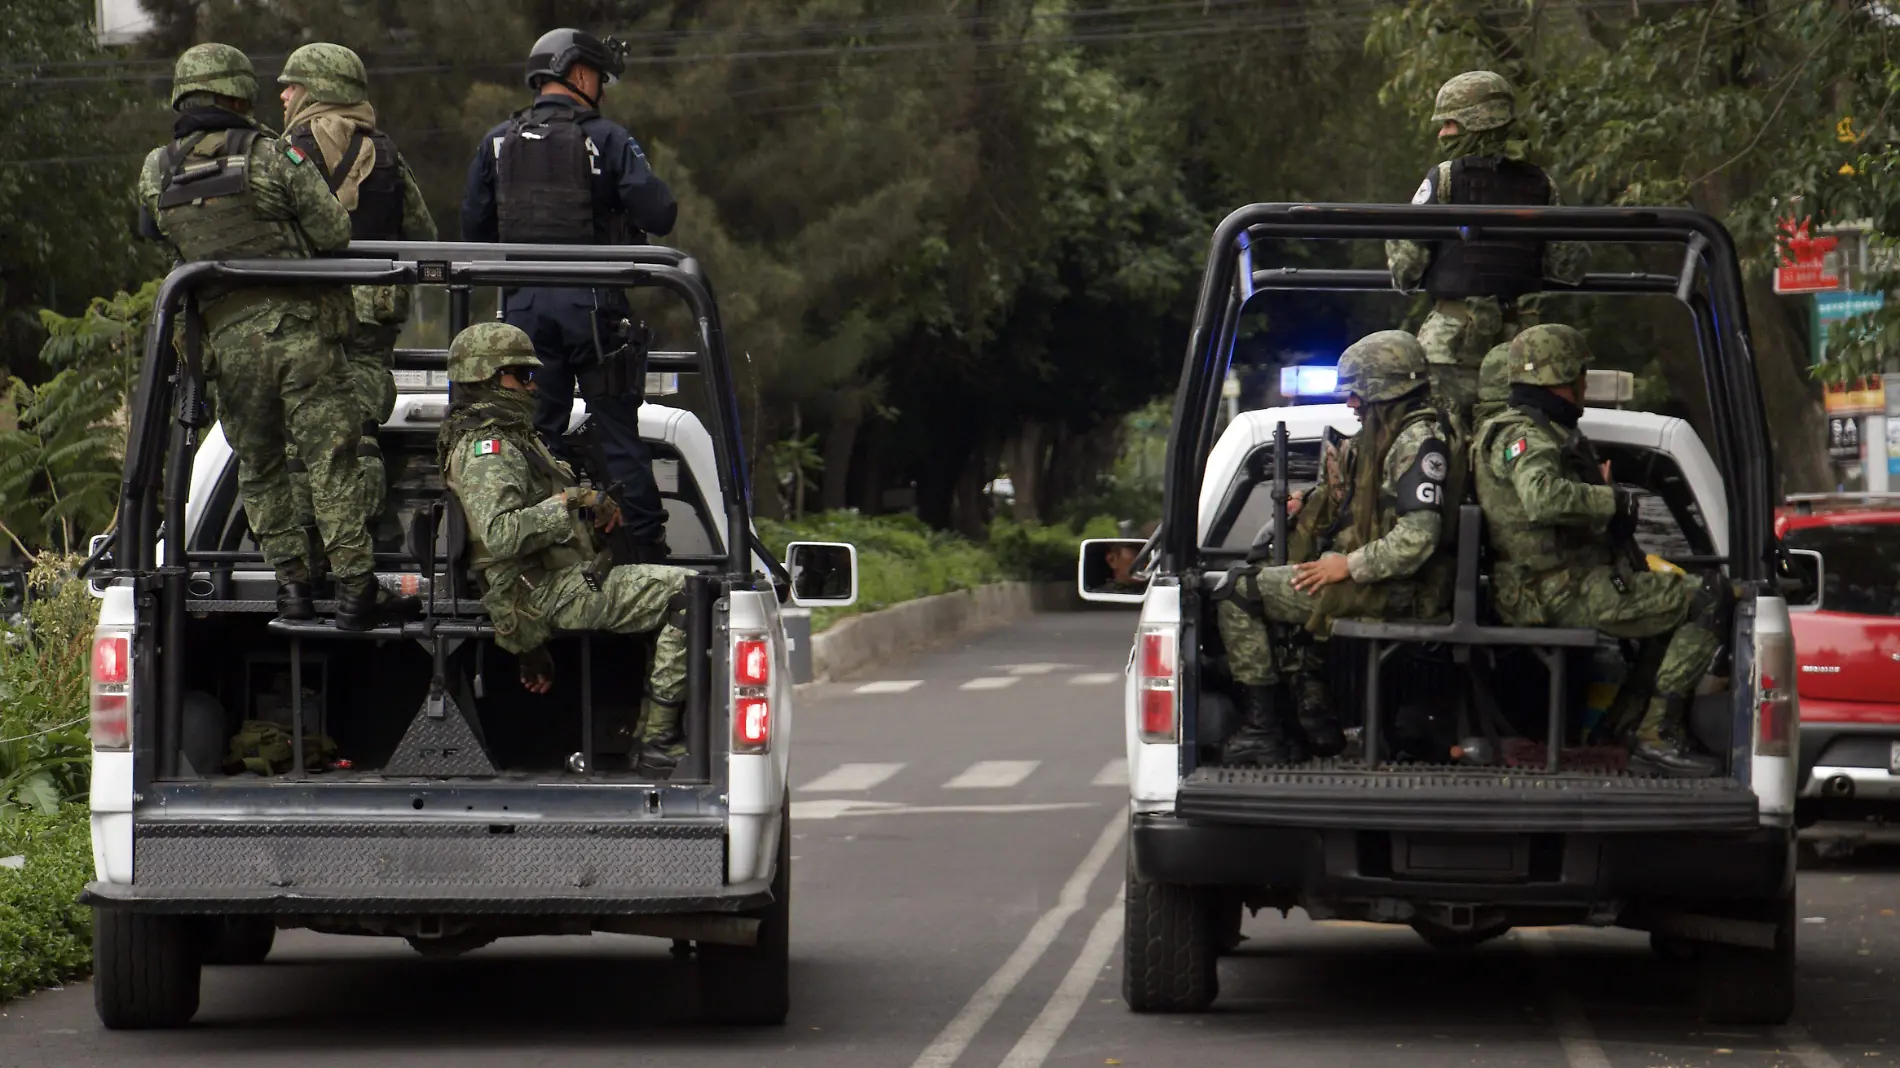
[1160,204,1777,586]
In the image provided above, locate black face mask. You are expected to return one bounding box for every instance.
[1509,383,1584,428]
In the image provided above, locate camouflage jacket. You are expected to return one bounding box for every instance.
[1473,406,1617,575]
[1384,158,1587,294]
[444,426,595,652]
[1344,409,1453,586]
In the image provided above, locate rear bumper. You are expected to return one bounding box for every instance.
[79,881,771,915]
[1131,813,1793,905]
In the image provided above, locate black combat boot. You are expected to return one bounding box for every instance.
[1628,696,1718,778]
[1294,675,1345,759]
[334,573,423,632]
[1223,685,1297,766]
[633,732,687,780]
[276,581,315,621]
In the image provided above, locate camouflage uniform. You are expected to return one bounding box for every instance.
[1216,332,1455,764]
[1385,71,1587,423]
[137,44,397,628]
[1470,342,1514,428]
[1473,324,1722,776]
[278,43,438,531]
[440,322,694,774]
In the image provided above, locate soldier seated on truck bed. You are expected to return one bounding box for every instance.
[439,322,696,777]
[1213,330,1457,766]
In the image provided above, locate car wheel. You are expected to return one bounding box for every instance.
[201,916,276,966]
[699,798,790,1025]
[1697,893,1796,1025]
[1122,846,1218,1013]
[93,909,202,1030]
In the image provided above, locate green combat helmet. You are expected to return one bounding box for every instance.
[278,42,369,106]
[171,42,257,109]
[1336,330,1429,404]
[447,322,543,383]
[1507,323,1593,387]
[1432,70,1515,134]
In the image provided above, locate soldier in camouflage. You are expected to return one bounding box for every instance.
[1470,342,1514,428]
[439,322,694,778]
[1386,71,1586,428]
[1473,324,1723,776]
[136,43,417,631]
[277,43,438,535]
[1214,331,1456,765]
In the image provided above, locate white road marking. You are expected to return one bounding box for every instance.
[998,900,1126,1068]
[944,760,1040,789]
[1775,1023,1845,1068]
[1520,929,1611,1068]
[1091,758,1129,787]
[797,762,905,792]
[853,679,922,694]
[960,676,1021,691]
[1003,662,1078,675]
[1068,673,1120,686]
[907,811,1124,1068]
[792,799,1099,821]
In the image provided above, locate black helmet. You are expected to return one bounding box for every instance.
[525,28,625,89]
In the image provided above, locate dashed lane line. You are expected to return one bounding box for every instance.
[1068,673,1120,686]
[797,762,906,792]
[960,676,1022,691]
[853,680,923,694]
[944,760,1041,789]
[1774,1024,1845,1068]
[906,811,1125,1068]
[1090,758,1128,787]
[1520,929,1612,1068]
[997,900,1126,1068]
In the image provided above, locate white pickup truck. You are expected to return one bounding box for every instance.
[1081,203,1800,1026]
[83,242,855,1029]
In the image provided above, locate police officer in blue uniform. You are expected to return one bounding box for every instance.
[461,28,679,563]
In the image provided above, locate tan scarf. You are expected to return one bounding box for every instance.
[284,93,379,211]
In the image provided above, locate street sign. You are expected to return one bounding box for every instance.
[1812,290,1887,364]
[1824,377,1887,415]
[1829,416,1862,462]
[1775,217,1843,294]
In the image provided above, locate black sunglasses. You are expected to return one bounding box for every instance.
[501,366,536,383]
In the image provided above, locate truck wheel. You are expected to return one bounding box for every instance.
[201,916,275,966]
[699,802,790,1025]
[93,909,202,1030]
[1122,850,1218,1013]
[1697,894,1796,1025]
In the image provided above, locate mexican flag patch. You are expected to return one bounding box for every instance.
[284,145,308,165]
[474,439,503,457]
[1505,437,1529,463]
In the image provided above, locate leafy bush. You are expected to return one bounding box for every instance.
[987,516,1121,582]
[0,804,94,1002]
[1,554,94,817]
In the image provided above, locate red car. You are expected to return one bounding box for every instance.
[1777,494,1900,824]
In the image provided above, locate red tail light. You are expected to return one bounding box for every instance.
[1756,632,1794,758]
[1136,624,1179,743]
[731,632,772,754]
[91,632,131,750]
[735,638,769,687]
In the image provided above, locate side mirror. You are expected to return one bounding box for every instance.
[1078,538,1149,605]
[785,541,858,608]
[1783,547,1823,611]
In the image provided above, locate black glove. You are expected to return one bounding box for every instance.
[518,646,555,691]
[1608,485,1640,545]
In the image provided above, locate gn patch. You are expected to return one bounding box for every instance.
[1395,437,1450,515]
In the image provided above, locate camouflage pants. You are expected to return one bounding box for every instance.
[208,303,373,581]
[289,317,401,544]
[1494,565,1720,700]
[1218,562,1447,687]
[529,562,692,741]
[1417,298,1538,414]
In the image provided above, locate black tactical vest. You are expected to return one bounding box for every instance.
[154,129,310,263]
[288,127,405,240]
[494,105,604,244]
[1424,156,1552,302]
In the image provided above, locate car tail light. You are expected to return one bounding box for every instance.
[1756,631,1794,758]
[734,638,769,687]
[1136,624,1178,743]
[91,630,132,750]
[732,632,772,754]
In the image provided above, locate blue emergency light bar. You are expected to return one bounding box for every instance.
[1279,364,1339,398]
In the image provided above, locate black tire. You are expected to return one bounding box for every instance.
[1697,894,1796,1025]
[1121,849,1219,1013]
[699,801,790,1025]
[1411,921,1511,951]
[201,916,276,966]
[93,909,202,1030]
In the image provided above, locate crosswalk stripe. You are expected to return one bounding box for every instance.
[853,680,923,694]
[1090,758,1128,787]
[1067,673,1119,686]
[798,762,906,792]
[944,760,1040,789]
[960,676,1020,691]
[1003,662,1077,675]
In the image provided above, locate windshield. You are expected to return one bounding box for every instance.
[1784,522,1900,617]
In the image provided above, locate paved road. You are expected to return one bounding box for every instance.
[4,611,1900,1067]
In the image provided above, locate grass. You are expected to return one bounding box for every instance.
[0,804,93,1002]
